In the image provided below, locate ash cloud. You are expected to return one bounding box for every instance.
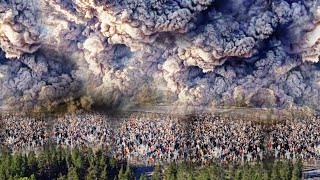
[0,0,320,112]
[0,51,80,111]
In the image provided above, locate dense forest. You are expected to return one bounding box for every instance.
[0,148,134,180]
[0,148,303,180]
[151,160,303,180]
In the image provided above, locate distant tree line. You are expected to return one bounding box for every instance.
[0,147,303,180]
[0,148,134,180]
[146,160,303,180]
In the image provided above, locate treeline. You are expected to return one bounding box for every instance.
[148,160,303,180]
[0,148,134,180]
[0,147,304,180]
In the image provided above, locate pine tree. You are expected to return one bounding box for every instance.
[67,166,79,180]
[71,150,79,167]
[57,174,67,180]
[225,165,234,180]
[234,169,242,180]
[254,173,263,180]
[100,166,108,180]
[279,161,292,180]
[291,163,300,180]
[12,152,23,176]
[210,163,220,178]
[84,148,94,170]
[98,153,108,180]
[13,174,19,180]
[99,154,106,165]
[297,159,303,177]
[73,167,79,180]
[164,163,177,180]
[241,165,250,180]
[118,165,125,180]
[21,154,28,177]
[195,169,210,180]
[151,165,161,180]
[50,149,59,178]
[75,155,83,170]
[124,163,134,180]
[109,157,117,169]
[1,153,8,178]
[99,154,107,173]
[85,166,98,180]
[28,151,38,174]
[95,150,102,161]
[37,150,48,178]
[176,164,193,180]
[271,162,280,180]
[30,174,36,180]
[0,165,7,180]
[139,173,147,180]
[262,172,269,180]
[67,167,73,180]
[65,151,73,168]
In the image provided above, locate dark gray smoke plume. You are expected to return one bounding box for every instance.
[0,0,320,112]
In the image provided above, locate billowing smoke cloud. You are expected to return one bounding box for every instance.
[1,0,320,112]
[0,51,81,111]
